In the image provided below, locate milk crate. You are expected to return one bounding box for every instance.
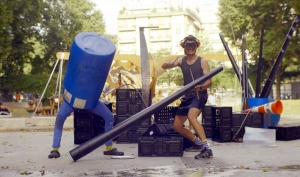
[212,127,232,143]
[115,115,151,130]
[116,128,147,144]
[138,136,184,157]
[74,129,94,144]
[153,106,178,123]
[269,125,298,141]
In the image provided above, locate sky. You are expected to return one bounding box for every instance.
[89,0,122,35]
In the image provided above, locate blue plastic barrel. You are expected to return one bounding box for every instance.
[63,32,115,109]
[248,97,280,127]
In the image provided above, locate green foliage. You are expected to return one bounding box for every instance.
[218,0,300,98]
[152,49,181,86]
[196,36,214,54]
[157,68,183,87]
[209,61,236,90]
[291,0,300,14]
[0,0,107,96]
[151,49,171,60]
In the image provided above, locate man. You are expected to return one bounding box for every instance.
[161,35,213,159]
[0,101,10,112]
[48,100,124,158]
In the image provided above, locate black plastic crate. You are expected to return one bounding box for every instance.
[212,106,232,118]
[203,126,212,138]
[269,125,297,141]
[116,129,145,144]
[116,89,143,103]
[116,101,143,115]
[201,119,212,126]
[231,126,245,140]
[164,122,174,131]
[115,115,151,129]
[143,123,174,137]
[295,126,300,139]
[74,109,94,117]
[252,113,264,125]
[154,106,178,123]
[202,105,215,117]
[231,113,252,127]
[74,129,94,144]
[116,115,138,130]
[138,136,184,157]
[212,127,231,142]
[74,113,105,130]
[74,116,93,129]
[213,118,231,128]
[93,115,105,129]
[116,102,129,115]
[163,132,195,150]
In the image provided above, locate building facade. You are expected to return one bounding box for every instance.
[117,0,203,55]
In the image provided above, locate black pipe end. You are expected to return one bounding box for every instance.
[69,147,82,162]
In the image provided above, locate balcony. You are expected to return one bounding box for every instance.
[149,35,171,42]
[118,25,136,31]
[149,23,171,29]
[118,50,136,55]
[119,38,136,44]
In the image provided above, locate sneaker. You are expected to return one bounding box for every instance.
[185,144,203,152]
[103,148,124,156]
[195,148,213,159]
[48,150,60,158]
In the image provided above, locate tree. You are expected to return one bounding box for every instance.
[0,0,43,93]
[218,0,300,99]
[0,0,107,97]
[152,49,182,87]
[196,36,214,54]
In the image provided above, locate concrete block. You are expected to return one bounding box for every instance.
[0,118,26,128]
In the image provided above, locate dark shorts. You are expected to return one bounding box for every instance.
[176,93,207,116]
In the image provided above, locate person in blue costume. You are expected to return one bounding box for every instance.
[162,35,213,159]
[48,32,124,159]
[48,100,124,158]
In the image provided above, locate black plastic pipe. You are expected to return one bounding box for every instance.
[260,15,300,98]
[69,66,224,161]
[255,29,264,98]
[219,33,242,83]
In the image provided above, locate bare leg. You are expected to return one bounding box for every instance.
[173,115,195,141]
[187,108,206,141]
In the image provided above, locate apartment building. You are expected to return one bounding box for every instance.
[117,0,203,55]
[198,0,223,52]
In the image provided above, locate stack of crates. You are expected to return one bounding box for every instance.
[211,106,232,142]
[202,105,215,138]
[138,106,184,157]
[115,89,151,143]
[138,136,184,157]
[73,101,112,144]
[231,113,264,140]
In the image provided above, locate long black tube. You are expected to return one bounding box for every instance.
[242,34,249,99]
[219,33,242,83]
[260,15,300,98]
[219,33,253,98]
[255,29,264,98]
[241,34,246,99]
[69,66,223,161]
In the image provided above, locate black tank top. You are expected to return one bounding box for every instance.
[180,56,208,96]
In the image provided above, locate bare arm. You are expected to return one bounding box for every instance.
[161,57,182,69]
[195,58,212,91]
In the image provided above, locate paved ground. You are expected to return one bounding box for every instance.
[1,116,300,177]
